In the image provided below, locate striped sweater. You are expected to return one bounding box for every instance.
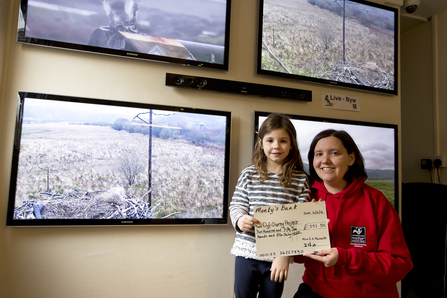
[229,165,310,261]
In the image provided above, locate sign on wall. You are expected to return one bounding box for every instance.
[322,92,360,112]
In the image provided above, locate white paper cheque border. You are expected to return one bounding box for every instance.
[254,201,331,258]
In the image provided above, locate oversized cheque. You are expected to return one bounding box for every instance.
[254,201,331,258]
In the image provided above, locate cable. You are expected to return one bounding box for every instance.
[433,159,442,184]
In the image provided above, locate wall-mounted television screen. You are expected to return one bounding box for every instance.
[255,111,398,210]
[257,0,398,95]
[7,92,231,226]
[17,0,231,69]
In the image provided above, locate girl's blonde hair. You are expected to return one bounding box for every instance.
[252,113,305,187]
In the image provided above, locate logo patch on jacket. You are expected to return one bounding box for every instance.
[350,226,366,246]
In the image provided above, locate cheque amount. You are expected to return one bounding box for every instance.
[304,222,327,230]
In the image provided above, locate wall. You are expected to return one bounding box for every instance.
[401,21,434,183]
[0,0,9,139]
[0,0,402,297]
[436,12,447,175]
[401,13,447,185]
[0,0,10,293]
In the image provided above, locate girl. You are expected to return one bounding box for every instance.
[230,113,310,298]
[293,129,413,298]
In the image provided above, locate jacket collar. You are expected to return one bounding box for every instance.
[311,177,365,199]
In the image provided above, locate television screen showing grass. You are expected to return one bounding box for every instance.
[255,112,398,209]
[257,0,398,94]
[7,92,231,226]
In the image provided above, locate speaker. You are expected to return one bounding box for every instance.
[165,73,312,102]
[401,182,447,298]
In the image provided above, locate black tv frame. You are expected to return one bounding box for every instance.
[7,92,232,226]
[254,111,399,211]
[17,0,232,70]
[257,0,398,95]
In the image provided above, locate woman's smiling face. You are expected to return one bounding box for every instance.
[313,136,355,194]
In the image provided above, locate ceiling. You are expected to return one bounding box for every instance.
[400,0,447,32]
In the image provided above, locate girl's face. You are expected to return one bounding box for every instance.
[259,128,292,173]
[313,136,355,194]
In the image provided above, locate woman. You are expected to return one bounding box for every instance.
[294,129,413,298]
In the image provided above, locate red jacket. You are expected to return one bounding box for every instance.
[294,178,413,298]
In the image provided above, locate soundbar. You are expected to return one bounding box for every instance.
[165,73,312,102]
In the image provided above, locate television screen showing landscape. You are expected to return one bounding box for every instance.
[18,0,231,68]
[7,93,231,225]
[258,0,397,94]
[256,112,397,208]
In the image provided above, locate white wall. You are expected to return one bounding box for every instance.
[435,12,447,172]
[401,21,434,183]
[401,13,447,185]
[0,0,402,297]
[0,0,10,140]
[0,0,10,293]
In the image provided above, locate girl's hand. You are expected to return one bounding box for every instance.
[237,215,260,232]
[304,248,338,267]
[270,256,290,282]
[310,198,323,202]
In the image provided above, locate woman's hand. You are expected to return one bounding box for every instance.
[304,248,338,267]
[270,256,290,282]
[236,215,260,232]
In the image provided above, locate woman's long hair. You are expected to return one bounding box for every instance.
[252,113,304,187]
